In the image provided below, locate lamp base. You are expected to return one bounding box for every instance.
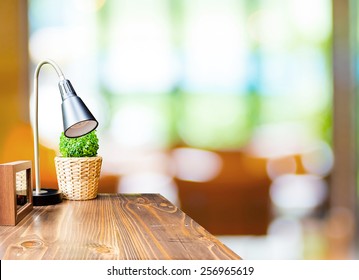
[33,189,63,206]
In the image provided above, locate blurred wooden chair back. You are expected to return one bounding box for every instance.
[172,148,271,235]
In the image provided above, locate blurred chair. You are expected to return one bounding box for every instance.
[172,148,271,235]
[98,174,121,193]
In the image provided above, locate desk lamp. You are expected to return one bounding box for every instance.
[32,59,98,206]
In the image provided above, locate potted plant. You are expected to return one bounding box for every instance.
[55,130,102,200]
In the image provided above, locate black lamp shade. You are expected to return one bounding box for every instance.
[59,79,98,138]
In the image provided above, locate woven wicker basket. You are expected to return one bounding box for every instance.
[55,156,102,200]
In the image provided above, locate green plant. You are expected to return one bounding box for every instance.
[59,130,99,157]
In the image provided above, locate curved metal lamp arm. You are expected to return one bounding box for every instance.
[33,59,65,194]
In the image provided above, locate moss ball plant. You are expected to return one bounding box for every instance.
[59,130,99,157]
[56,130,102,200]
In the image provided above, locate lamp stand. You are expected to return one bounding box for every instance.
[33,189,62,206]
[32,60,63,206]
[31,59,98,206]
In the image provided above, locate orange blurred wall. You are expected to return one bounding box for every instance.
[0,1,58,187]
[0,0,29,156]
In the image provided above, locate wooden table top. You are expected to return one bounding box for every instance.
[0,193,240,260]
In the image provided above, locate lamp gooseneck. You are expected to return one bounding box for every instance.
[33,59,65,195]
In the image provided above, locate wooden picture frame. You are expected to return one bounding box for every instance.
[0,161,33,225]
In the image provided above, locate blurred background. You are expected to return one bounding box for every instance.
[0,0,358,259]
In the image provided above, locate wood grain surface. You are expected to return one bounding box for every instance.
[0,194,240,260]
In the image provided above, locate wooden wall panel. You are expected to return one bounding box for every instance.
[331,0,358,259]
[0,0,29,160]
